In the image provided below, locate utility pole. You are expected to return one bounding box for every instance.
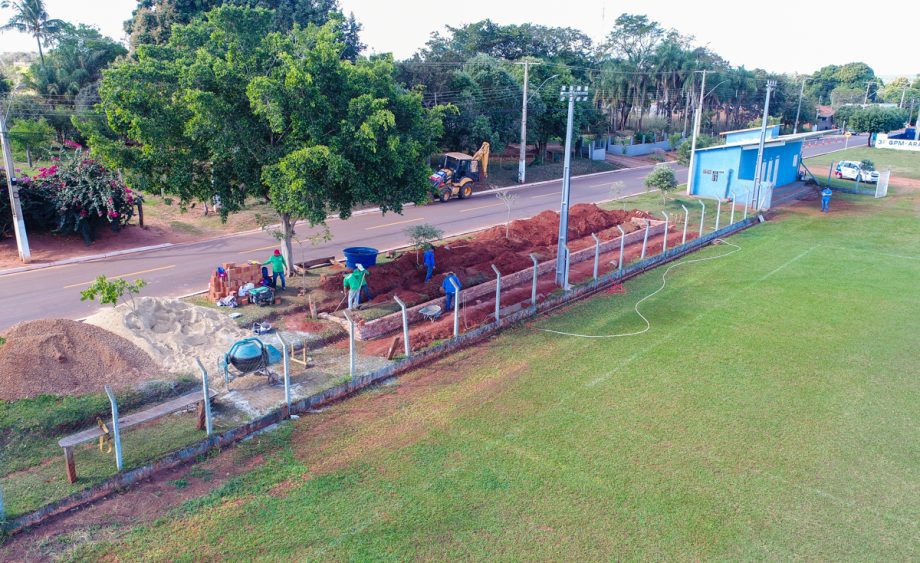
[864,80,873,105]
[753,80,777,208]
[0,109,30,262]
[793,78,806,134]
[900,87,906,108]
[555,85,588,286]
[686,70,706,196]
[517,61,529,184]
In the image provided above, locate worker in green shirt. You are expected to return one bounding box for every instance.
[343,266,371,310]
[263,249,287,290]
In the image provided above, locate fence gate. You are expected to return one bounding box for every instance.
[875,170,890,198]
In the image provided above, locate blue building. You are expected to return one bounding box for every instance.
[689,125,830,202]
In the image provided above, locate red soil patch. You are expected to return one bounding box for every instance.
[282,316,334,333]
[320,203,650,310]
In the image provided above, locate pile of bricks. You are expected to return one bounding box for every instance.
[208,262,263,303]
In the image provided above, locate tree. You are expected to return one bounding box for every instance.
[495,191,518,238]
[124,0,363,58]
[80,276,147,313]
[88,6,441,269]
[0,0,64,73]
[405,223,443,264]
[644,164,678,205]
[8,117,54,166]
[848,106,907,145]
[25,24,126,106]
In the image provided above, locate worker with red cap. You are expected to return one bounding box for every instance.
[263,249,287,290]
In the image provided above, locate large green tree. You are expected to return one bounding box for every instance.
[124,0,363,59]
[86,6,441,269]
[848,106,907,145]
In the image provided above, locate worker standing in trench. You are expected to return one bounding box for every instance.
[441,271,461,311]
[343,267,371,310]
[423,244,436,282]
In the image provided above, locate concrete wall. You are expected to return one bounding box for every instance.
[694,139,803,199]
[607,137,673,156]
[691,145,742,199]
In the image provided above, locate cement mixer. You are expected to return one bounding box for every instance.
[219,337,280,389]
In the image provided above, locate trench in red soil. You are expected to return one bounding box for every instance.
[313,204,656,313]
[358,228,693,357]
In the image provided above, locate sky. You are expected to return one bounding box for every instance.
[0,0,916,79]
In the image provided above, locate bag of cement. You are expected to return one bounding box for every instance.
[217,295,238,308]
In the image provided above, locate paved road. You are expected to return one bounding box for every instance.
[0,134,858,330]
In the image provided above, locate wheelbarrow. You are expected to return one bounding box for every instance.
[419,304,442,322]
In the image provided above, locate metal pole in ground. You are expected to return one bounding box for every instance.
[555,85,588,286]
[826,161,834,187]
[591,233,600,280]
[103,385,123,471]
[529,253,539,306]
[449,278,460,337]
[563,245,572,291]
[681,205,689,245]
[640,219,650,260]
[491,264,501,323]
[616,225,625,273]
[661,211,669,254]
[279,334,291,412]
[394,296,410,358]
[714,199,722,231]
[698,199,706,236]
[729,191,737,224]
[744,190,751,220]
[517,60,529,184]
[194,358,213,435]
[343,310,355,378]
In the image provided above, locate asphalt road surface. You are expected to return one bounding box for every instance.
[0,134,858,329]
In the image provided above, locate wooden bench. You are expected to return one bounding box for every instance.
[58,389,217,483]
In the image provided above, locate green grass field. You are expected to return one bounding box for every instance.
[11,186,920,559]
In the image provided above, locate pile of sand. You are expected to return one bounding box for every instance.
[0,319,161,400]
[85,297,249,375]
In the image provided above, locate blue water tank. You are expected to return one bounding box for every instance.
[343,247,379,270]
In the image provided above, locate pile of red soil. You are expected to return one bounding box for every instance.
[320,203,649,308]
[0,319,161,400]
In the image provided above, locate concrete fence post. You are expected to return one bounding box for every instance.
[744,189,751,220]
[715,199,722,231]
[661,211,669,254]
[616,225,625,272]
[491,264,501,322]
[681,205,689,245]
[279,334,291,413]
[591,233,600,280]
[394,296,410,358]
[103,385,123,472]
[449,278,460,337]
[194,358,213,435]
[343,310,356,379]
[698,199,706,236]
[826,161,834,187]
[640,219,650,260]
[529,253,539,306]
[563,245,572,291]
[729,191,737,224]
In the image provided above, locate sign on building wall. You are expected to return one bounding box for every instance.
[702,169,725,182]
[874,134,920,152]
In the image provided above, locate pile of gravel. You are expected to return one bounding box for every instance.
[0,318,161,400]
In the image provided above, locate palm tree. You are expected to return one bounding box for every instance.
[0,0,64,73]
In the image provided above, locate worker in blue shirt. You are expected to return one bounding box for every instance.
[423,245,435,282]
[821,187,833,213]
[441,271,461,311]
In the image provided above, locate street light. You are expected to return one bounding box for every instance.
[687,72,732,196]
[518,68,560,184]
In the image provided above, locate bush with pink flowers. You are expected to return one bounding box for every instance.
[5,151,141,245]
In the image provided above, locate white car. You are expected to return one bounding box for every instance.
[835,160,879,183]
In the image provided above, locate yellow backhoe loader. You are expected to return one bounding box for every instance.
[429,142,490,202]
